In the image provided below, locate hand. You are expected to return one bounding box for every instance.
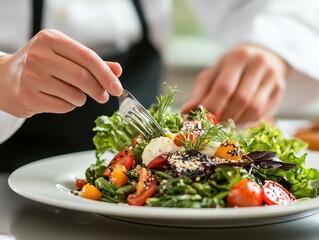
[181,44,288,126]
[0,29,123,118]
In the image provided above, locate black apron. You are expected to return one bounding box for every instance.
[0,0,161,172]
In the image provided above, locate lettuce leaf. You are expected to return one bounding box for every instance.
[239,121,308,166]
[92,112,137,162]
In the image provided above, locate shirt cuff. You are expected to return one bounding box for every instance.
[0,110,25,144]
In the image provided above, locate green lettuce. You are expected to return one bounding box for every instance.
[239,121,308,165]
[92,112,137,162]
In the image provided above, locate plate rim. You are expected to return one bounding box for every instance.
[8,150,319,222]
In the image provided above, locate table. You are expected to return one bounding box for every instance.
[1,173,319,240]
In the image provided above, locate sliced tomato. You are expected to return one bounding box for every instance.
[103,148,135,177]
[215,139,244,160]
[127,167,157,206]
[262,180,296,205]
[206,112,220,125]
[110,164,129,187]
[147,153,169,169]
[173,133,197,147]
[75,178,88,190]
[226,179,263,207]
[80,183,102,200]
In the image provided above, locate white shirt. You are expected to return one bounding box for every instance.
[0,112,24,144]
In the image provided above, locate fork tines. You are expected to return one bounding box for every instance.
[118,89,165,139]
[126,105,162,139]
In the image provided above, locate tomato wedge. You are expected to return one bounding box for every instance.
[206,112,220,125]
[173,133,197,147]
[147,153,169,169]
[226,179,263,207]
[110,164,129,187]
[262,180,296,205]
[75,178,88,190]
[127,167,157,206]
[103,148,135,177]
[80,183,102,200]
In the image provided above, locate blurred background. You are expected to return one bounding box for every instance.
[161,0,222,108]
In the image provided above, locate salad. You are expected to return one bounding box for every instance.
[74,85,319,208]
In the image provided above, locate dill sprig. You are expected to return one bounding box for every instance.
[153,83,179,127]
[182,124,227,151]
[180,106,228,151]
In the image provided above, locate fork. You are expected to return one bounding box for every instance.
[118,89,165,139]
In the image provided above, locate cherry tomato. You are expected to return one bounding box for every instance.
[131,135,143,147]
[215,140,245,160]
[262,180,296,205]
[104,148,135,177]
[80,183,102,200]
[75,178,88,190]
[173,133,197,147]
[206,112,220,125]
[110,164,129,187]
[147,153,169,169]
[227,179,263,207]
[127,167,157,206]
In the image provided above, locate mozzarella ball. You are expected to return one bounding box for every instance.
[142,137,180,166]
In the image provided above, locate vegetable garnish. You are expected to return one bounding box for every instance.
[74,85,319,208]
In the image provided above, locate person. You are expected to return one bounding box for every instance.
[1,0,319,171]
[0,0,168,171]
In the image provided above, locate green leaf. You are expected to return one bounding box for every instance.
[92,113,138,162]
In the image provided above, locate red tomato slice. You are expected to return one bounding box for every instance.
[127,167,157,206]
[75,178,88,190]
[147,153,169,169]
[262,180,296,205]
[227,179,263,207]
[206,112,220,125]
[173,133,197,147]
[103,148,135,177]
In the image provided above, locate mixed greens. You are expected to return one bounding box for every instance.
[75,85,319,208]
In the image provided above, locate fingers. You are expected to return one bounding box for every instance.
[35,51,109,103]
[237,70,285,124]
[35,75,88,107]
[33,92,77,114]
[180,67,219,113]
[0,31,124,118]
[182,44,287,125]
[221,56,267,122]
[37,30,123,96]
[106,61,122,78]
[200,51,249,115]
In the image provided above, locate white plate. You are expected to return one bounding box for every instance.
[8,150,319,228]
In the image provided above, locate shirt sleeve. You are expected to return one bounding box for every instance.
[188,0,319,80]
[0,110,24,144]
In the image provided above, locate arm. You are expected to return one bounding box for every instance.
[0,29,123,118]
